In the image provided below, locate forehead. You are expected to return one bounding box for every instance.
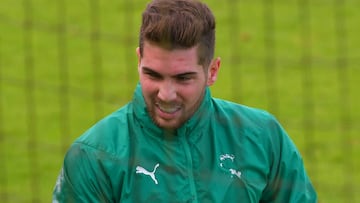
[141,41,203,73]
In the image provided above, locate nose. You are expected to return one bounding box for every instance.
[157,81,177,102]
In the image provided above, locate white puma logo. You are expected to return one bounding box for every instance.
[136,163,160,184]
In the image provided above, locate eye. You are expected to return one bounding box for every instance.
[142,68,162,80]
[176,75,191,81]
[175,73,195,82]
[147,72,161,79]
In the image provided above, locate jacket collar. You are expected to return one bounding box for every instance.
[132,83,213,138]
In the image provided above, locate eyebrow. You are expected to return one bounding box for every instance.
[142,66,198,78]
[142,67,161,77]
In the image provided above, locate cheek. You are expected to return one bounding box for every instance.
[140,80,156,99]
[182,86,203,103]
[140,77,155,91]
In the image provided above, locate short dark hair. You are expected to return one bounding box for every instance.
[139,0,216,68]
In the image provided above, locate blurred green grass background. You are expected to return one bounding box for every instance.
[0,0,359,202]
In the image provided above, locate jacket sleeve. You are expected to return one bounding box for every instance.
[52,143,114,203]
[261,118,318,203]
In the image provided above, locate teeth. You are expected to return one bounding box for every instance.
[157,104,180,113]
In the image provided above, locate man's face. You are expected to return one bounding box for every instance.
[137,42,219,130]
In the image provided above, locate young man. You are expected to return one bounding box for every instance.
[53,0,317,202]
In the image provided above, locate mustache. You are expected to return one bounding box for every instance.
[155,101,181,107]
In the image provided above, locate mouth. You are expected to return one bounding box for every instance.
[154,101,182,121]
[156,103,181,114]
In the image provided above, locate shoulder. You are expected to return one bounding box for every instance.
[211,98,277,127]
[210,98,287,145]
[211,97,299,159]
[71,103,134,158]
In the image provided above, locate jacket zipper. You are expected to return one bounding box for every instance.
[180,129,198,203]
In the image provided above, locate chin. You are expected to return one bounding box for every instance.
[157,121,180,130]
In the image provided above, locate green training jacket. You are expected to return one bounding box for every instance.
[53,84,317,202]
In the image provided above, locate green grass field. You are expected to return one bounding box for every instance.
[0,0,359,202]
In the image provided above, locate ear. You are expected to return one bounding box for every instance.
[207,57,221,86]
[136,47,141,72]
